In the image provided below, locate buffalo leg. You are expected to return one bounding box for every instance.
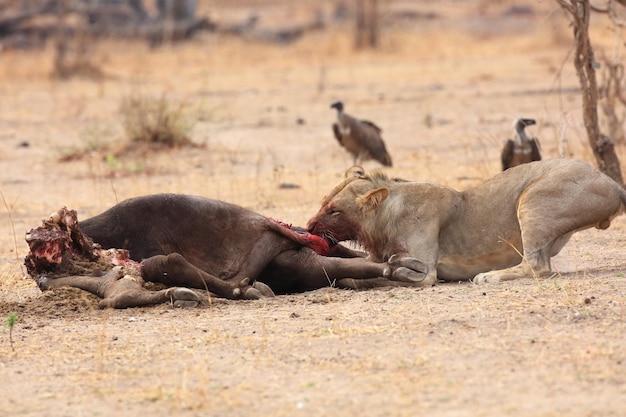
[37,268,122,299]
[98,282,200,309]
[336,278,419,290]
[38,267,200,309]
[141,253,274,300]
[262,249,428,293]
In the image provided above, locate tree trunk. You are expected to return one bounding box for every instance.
[354,0,378,49]
[557,0,624,185]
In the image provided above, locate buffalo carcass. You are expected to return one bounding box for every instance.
[25,194,426,308]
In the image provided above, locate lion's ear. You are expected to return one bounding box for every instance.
[344,165,365,179]
[357,188,389,211]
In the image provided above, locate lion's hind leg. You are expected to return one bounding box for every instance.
[472,222,579,283]
[473,211,571,284]
[475,165,624,284]
[472,251,552,284]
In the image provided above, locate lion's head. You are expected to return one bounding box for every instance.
[307,166,406,260]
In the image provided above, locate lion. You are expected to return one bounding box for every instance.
[306,159,626,285]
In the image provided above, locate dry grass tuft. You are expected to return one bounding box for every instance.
[119,94,195,148]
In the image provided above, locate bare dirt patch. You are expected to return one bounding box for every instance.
[0,2,625,416]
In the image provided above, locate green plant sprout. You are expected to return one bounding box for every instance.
[5,312,17,351]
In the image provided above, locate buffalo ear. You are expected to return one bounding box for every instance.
[357,188,389,211]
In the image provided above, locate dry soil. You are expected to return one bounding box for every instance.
[0,2,625,416]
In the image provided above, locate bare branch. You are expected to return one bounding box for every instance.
[557,0,624,185]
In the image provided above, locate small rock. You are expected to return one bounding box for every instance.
[279,183,301,190]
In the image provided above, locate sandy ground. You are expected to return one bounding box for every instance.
[0,1,625,416]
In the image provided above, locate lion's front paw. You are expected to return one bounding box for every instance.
[472,272,502,284]
[384,255,428,283]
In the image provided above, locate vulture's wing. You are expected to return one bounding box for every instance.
[359,119,383,134]
[332,123,343,145]
[353,119,393,167]
[501,139,515,171]
[530,138,542,162]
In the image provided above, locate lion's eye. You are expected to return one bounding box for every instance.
[328,208,339,215]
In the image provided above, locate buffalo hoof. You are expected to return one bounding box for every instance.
[230,278,274,300]
[168,287,200,308]
[244,287,263,300]
[252,281,275,297]
[101,266,125,281]
[37,276,52,291]
[232,277,251,298]
[173,300,200,308]
[242,282,276,300]
[384,255,428,283]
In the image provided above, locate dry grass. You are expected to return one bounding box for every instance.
[119,94,195,148]
[0,2,625,416]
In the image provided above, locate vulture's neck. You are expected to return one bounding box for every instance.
[515,124,530,145]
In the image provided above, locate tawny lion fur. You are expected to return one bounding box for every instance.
[306,159,626,285]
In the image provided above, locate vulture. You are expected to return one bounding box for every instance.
[330,101,393,167]
[501,118,542,171]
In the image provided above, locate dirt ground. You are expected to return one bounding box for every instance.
[0,1,625,416]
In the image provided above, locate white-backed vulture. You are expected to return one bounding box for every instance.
[331,101,392,167]
[501,118,541,171]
